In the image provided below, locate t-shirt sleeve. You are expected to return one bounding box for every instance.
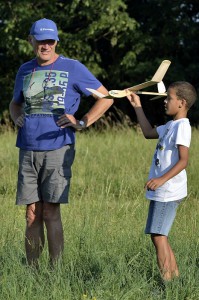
[175,121,191,148]
[13,66,25,103]
[73,61,103,96]
[156,124,166,137]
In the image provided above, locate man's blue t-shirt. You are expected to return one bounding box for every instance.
[13,55,102,150]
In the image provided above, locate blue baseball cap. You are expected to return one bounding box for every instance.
[30,18,59,41]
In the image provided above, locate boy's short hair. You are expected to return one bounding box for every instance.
[169,81,197,109]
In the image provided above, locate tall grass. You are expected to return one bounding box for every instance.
[0,128,199,300]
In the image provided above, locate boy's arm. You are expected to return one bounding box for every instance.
[127,92,158,139]
[145,144,189,191]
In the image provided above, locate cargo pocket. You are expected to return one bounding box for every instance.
[58,166,72,179]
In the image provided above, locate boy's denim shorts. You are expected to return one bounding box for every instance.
[16,144,75,205]
[145,199,183,236]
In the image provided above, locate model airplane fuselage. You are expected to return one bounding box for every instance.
[86,60,171,100]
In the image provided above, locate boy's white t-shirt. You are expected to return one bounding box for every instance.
[146,118,191,202]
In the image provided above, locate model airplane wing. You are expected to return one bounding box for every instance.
[86,60,171,99]
[108,60,171,98]
[150,95,167,100]
[86,87,167,99]
[86,88,113,99]
[108,90,167,98]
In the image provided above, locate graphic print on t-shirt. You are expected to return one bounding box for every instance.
[153,124,171,167]
[23,70,68,115]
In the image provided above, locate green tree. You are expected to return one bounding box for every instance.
[125,0,199,125]
[0,0,198,127]
[0,0,140,125]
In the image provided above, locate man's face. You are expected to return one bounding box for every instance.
[29,36,57,64]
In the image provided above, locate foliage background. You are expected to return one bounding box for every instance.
[0,0,199,128]
[0,129,199,299]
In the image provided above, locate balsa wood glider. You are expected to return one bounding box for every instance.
[86,60,171,100]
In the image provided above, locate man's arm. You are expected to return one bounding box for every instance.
[9,99,24,127]
[81,85,114,127]
[56,85,114,130]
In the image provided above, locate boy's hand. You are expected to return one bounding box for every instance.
[126,90,141,108]
[145,177,166,191]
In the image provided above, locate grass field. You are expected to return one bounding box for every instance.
[0,128,199,300]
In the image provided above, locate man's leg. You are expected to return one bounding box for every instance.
[43,203,64,264]
[151,234,178,281]
[25,202,45,266]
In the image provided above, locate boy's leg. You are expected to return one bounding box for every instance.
[151,234,179,280]
[168,243,179,277]
[145,200,182,280]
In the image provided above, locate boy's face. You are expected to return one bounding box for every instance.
[164,87,186,119]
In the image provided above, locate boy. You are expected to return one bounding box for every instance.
[127,81,197,280]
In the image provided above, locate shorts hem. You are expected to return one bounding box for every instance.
[16,199,69,205]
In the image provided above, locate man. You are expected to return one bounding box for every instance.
[9,18,113,266]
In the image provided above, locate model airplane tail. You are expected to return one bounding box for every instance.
[152,60,171,82]
[128,60,171,92]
